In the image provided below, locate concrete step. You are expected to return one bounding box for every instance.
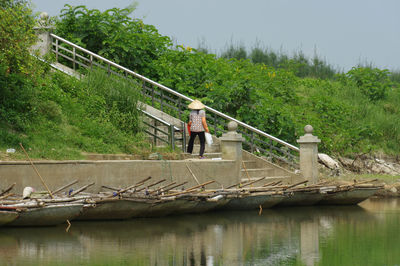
[242,160,257,169]
[240,176,293,185]
[191,143,220,153]
[181,152,223,159]
[240,168,275,178]
[146,136,185,148]
[82,152,141,160]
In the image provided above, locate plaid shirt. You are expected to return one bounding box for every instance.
[190,110,205,132]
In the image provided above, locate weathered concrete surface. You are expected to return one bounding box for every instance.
[0,159,238,194]
[142,104,184,128]
[297,125,321,184]
[220,121,244,181]
[31,28,52,56]
[242,150,304,184]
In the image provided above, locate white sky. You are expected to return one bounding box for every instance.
[31,0,400,71]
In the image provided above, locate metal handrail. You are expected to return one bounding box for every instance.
[50,33,299,167]
[141,110,180,131]
[141,110,186,151]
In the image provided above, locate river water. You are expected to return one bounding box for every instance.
[0,198,399,265]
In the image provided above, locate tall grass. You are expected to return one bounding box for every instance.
[390,70,400,83]
[215,41,338,80]
[82,69,144,134]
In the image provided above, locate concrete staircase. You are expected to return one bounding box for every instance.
[42,34,303,186]
[143,105,302,185]
[144,105,303,185]
[241,150,302,185]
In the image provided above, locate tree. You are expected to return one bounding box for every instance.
[55,4,172,77]
[0,0,36,74]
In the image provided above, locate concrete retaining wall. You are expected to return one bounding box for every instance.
[0,159,238,194]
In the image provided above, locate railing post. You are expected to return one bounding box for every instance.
[169,124,175,150]
[160,90,164,112]
[142,80,146,97]
[55,39,59,62]
[90,55,93,69]
[250,131,254,153]
[73,47,76,70]
[297,125,321,184]
[153,120,157,145]
[151,85,155,107]
[181,121,186,152]
[213,113,217,135]
[178,98,182,121]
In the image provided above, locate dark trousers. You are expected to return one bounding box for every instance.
[187,131,206,156]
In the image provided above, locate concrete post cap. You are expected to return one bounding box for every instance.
[297,124,320,143]
[40,12,49,20]
[304,125,313,134]
[227,121,238,132]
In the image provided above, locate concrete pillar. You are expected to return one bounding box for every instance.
[297,125,321,184]
[219,121,243,181]
[31,12,53,56]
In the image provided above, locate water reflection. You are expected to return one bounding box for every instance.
[0,199,399,265]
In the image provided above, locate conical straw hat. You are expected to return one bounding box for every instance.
[188,100,205,110]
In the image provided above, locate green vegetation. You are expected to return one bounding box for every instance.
[1,1,400,160]
[0,0,36,74]
[55,4,172,77]
[0,1,169,160]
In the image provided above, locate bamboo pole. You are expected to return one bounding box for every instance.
[136,179,166,192]
[165,180,215,197]
[19,143,54,199]
[242,161,252,182]
[186,163,200,185]
[101,185,120,191]
[133,176,153,187]
[0,183,15,196]
[226,181,243,189]
[262,181,278,187]
[162,181,188,193]
[262,181,282,187]
[150,182,177,195]
[226,177,266,190]
[0,193,14,200]
[240,177,265,188]
[132,177,153,191]
[108,176,152,197]
[52,180,78,195]
[70,182,95,196]
[283,180,308,190]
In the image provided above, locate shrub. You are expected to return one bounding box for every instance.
[55,4,172,77]
[344,67,392,101]
[0,0,36,74]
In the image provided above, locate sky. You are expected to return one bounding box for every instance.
[31,0,400,72]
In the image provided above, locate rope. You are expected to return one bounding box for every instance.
[187,161,224,189]
[159,153,173,182]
